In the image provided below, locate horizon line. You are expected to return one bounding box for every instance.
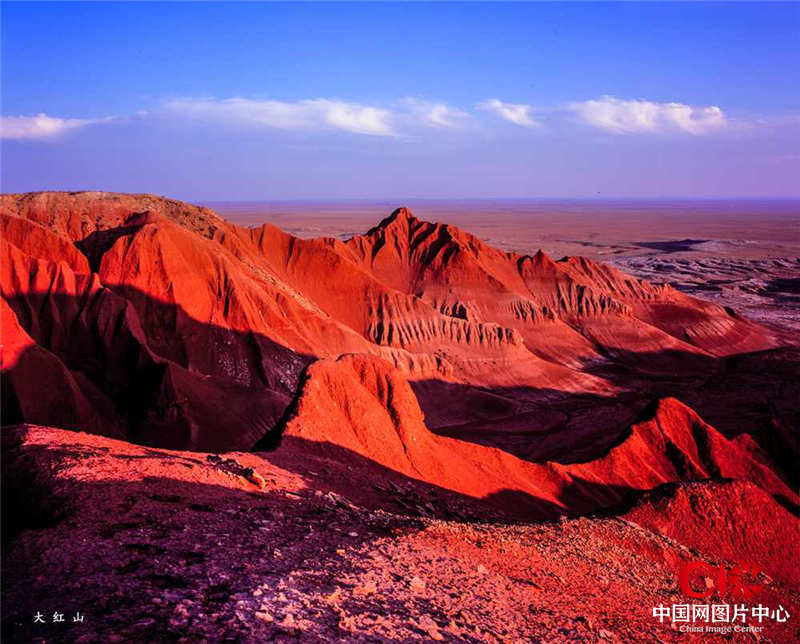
[198,196,800,204]
[3,190,800,204]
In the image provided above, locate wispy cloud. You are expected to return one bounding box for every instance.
[165,97,396,137]
[569,96,729,135]
[0,113,109,140]
[401,98,469,129]
[477,99,540,128]
[4,96,770,144]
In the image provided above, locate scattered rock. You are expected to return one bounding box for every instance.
[410,576,426,592]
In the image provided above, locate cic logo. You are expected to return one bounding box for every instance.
[679,562,765,600]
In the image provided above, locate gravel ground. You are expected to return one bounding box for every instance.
[3,426,798,643]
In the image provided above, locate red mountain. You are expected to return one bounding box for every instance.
[270,354,795,518]
[1,191,797,491]
[3,191,798,642]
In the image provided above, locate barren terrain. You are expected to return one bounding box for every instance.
[3,426,798,643]
[212,199,800,333]
[2,193,798,642]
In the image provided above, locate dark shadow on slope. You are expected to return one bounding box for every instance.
[415,347,799,482]
[2,286,314,452]
[409,378,648,464]
[0,284,673,457]
[2,285,798,482]
[75,225,146,272]
[1,428,74,548]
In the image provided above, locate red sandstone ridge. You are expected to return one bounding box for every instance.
[342,207,782,364]
[265,354,796,519]
[2,192,793,458]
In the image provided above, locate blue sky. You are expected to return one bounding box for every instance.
[2,2,799,199]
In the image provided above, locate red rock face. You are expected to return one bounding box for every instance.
[272,355,796,518]
[1,192,796,491]
[624,480,800,588]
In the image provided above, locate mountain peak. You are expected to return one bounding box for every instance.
[371,207,420,232]
[389,206,417,222]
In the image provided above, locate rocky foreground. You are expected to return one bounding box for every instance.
[3,425,799,643]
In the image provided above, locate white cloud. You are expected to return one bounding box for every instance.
[0,113,106,140]
[2,96,752,143]
[477,99,540,128]
[569,96,728,135]
[165,97,395,137]
[401,98,469,129]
